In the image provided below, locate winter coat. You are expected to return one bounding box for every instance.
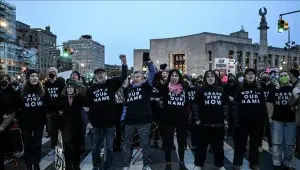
[58,95,85,145]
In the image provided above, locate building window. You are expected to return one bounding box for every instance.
[35,38,38,42]
[29,35,33,42]
[173,54,186,73]
[237,51,242,71]
[245,52,250,69]
[253,53,258,70]
[228,50,234,59]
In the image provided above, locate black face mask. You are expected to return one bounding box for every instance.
[228,79,235,84]
[0,80,8,87]
[49,73,56,79]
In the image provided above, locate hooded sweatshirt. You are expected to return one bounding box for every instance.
[193,71,227,126]
[85,64,127,128]
[122,62,156,124]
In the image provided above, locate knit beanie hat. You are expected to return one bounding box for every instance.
[48,67,58,75]
[26,69,39,79]
[67,79,78,88]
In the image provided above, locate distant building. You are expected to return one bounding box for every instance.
[57,56,72,72]
[134,8,300,75]
[0,42,37,77]
[0,1,16,42]
[17,23,57,76]
[63,34,105,77]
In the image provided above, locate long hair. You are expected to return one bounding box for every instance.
[166,69,184,86]
[20,80,46,99]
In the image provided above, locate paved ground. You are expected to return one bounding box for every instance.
[4,133,300,170]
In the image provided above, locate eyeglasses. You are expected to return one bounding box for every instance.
[279,74,289,77]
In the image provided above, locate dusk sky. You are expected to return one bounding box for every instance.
[11,1,300,67]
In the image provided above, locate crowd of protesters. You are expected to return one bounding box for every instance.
[0,53,299,170]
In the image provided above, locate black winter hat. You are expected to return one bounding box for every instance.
[70,71,80,78]
[26,69,39,79]
[245,68,256,75]
[160,63,168,70]
[289,69,300,78]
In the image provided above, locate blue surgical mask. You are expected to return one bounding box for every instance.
[238,77,244,83]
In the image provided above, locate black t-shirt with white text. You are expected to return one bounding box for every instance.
[159,84,187,124]
[186,86,197,105]
[44,79,65,112]
[267,86,294,122]
[234,84,266,125]
[124,82,153,125]
[86,78,123,128]
[195,86,227,125]
[18,90,51,129]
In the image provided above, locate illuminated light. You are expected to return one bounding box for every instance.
[279,66,283,70]
[0,21,7,27]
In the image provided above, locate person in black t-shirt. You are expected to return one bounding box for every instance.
[121,56,156,170]
[155,69,189,170]
[192,70,227,170]
[267,71,295,170]
[232,68,267,170]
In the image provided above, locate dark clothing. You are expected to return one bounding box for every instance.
[85,65,127,128]
[194,126,224,167]
[0,85,19,115]
[22,127,44,165]
[124,81,153,125]
[18,89,52,129]
[193,86,227,125]
[44,79,65,112]
[64,143,81,169]
[0,133,4,170]
[233,124,261,167]
[123,62,156,125]
[232,83,267,167]
[58,95,85,146]
[267,86,295,122]
[233,83,267,126]
[186,86,197,105]
[157,84,188,125]
[161,122,186,162]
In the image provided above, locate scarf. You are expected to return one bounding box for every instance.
[168,83,183,94]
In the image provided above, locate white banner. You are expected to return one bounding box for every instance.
[214,58,229,74]
[214,58,236,75]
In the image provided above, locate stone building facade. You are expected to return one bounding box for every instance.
[133,8,300,76]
